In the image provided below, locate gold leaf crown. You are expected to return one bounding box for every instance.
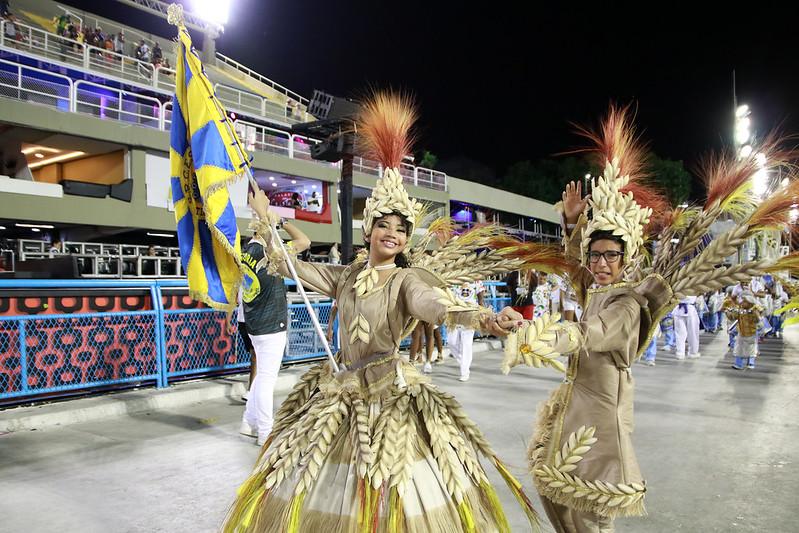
[362,167,423,236]
[581,157,652,265]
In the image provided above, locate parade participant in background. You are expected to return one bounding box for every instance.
[238,217,310,446]
[674,295,701,359]
[448,281,485,382]
[769,280,789,338]
[642,323,660,366]
[660,309,676,350]
[731,290,762,370]
[225,92,557,532]
[501,105,799,532]
[724,286,740,351]
[506,269,536,319]
[531,271,551,319]
[708,289,725,333]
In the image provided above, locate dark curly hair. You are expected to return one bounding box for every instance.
[364,212,412,268]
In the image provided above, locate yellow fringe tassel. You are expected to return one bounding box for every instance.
[286,491,306,533]
[479,480,511,533]
[388,486,403,533]
[492,457,541,532]
[240,486,265,529]
[456,499,476,533]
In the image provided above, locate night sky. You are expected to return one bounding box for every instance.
[62,0,799,178]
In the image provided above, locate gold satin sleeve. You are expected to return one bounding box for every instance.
[400,272,492,330]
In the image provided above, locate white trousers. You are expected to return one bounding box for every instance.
[448,327,474,377]
[674,307,700,357]
[243,330,287,438]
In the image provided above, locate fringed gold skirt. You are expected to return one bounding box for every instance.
[224,362,540,532]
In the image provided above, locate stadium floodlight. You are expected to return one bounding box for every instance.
[192,0,230,26]
[735,104,750,118]
[147,232,175,238]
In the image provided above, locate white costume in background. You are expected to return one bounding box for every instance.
[674,296,700,359]
[448,282,483,381]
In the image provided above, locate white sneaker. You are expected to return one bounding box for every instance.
[644,360,656,366]
[239,420,257,438]
[423,362,433,374]
[675,355,685,360]
[458,374,470,382]
[687,353,701,359]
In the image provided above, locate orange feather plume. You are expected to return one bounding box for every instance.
[357,91,417,170]
[569,103,650,183]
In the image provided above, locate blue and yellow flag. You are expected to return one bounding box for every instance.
[169,22,249,310]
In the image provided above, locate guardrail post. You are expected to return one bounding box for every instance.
[413,167,418,186]
[151,282,169,388]
[70,80,76,113]
[18,319,30,394]
[82,46,89,70]
[288,134,295,159]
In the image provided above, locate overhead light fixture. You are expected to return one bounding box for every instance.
[28,151,86,169]
[291,180,296,184]
[303,189,308,193]
[311,185,317,189]
[21,146,60,155]
[192,0,231,25]
[31,228,41,232]
[272,182,278,187]
[146,232,174,238]
[16,223,55,229]
[34,153,44,159]
[735,104,750,118]
[268,176,275,181]
[0,226,5,230]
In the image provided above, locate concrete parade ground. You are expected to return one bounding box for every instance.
[1,329,797,532]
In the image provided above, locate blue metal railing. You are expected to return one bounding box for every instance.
[0,279,511,404]
[0,279,334,404]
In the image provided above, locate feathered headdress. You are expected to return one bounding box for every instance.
[358,91,424,236]
[573,105,664,266]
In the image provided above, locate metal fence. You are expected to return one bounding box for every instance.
[0,59,71,111]
[0,279,333,405]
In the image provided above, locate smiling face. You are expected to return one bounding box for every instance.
[588,239,625,286]
[366,214,409,265]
